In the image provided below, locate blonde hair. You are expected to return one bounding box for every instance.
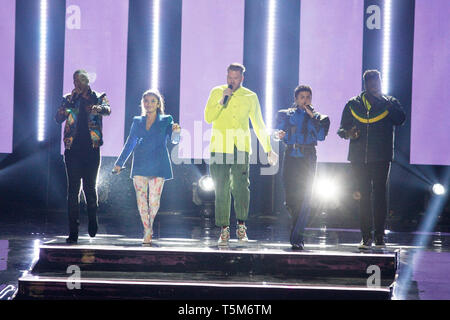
[140,89,165,116]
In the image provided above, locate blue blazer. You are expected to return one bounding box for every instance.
[115,114,180,180]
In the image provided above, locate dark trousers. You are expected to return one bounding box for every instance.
[64,148,100,237]
[352,161,391,240]
[282,151,317,245]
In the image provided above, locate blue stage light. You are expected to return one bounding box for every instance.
[394,169,450,299]
[37,0,48,142]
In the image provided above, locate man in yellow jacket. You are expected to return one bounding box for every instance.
[204,63,278,246]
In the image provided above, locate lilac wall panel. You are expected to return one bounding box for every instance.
[62,0,129,156]
[0,0,16,154]
[410,0,450,165]
[178,0,245,159]
[299,0,364,163]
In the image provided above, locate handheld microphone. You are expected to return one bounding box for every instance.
[223,84,233,107]
[305,104,314,112]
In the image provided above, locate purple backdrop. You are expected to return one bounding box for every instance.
[178,0,245,160]
[0,0,16,154]
[299,0,364,163]
[410,0,450,165]
[62,0,129,157]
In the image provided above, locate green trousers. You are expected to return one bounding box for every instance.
[209,149,250,227]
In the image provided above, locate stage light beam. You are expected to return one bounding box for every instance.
[264,0,277,129]
[150,0,161,90]
[394,169,450,300]
[382,0,392,94]
[37,0,48,142]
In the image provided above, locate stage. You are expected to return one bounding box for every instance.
[1,211,449,300]
[16,235,397,300]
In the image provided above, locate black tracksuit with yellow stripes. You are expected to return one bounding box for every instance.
[338,91,406,163]
[338,91,406,242]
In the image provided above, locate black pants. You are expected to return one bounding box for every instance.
[64,148,100,237]
[282,151,317,245]
[352,161,391,240]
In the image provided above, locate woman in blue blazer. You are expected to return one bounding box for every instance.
[113,89,180,244]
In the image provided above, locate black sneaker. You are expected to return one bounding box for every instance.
[291,242,304,251]
[88,217,98,238]
[358,238,372,250]
[66,236,78,244]
[375,236,386,248]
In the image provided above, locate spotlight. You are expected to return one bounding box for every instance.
[264,0,277,129]
[432,183,446,196]
[193,175,215,227]
[313,178,340,201]
[199,175,214,192]
[193,175,215,207]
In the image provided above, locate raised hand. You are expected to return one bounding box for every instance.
[172,123,181,133]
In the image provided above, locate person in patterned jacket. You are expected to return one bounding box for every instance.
[55,69,111,244]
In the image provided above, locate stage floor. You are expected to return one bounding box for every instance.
[1,213,450,299]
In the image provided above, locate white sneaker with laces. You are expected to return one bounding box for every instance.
[218,226,230,246]
[236,224,248,242]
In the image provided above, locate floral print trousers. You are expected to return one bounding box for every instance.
[132,176,165,235]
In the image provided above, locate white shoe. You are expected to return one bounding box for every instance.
[218,226,230,246]
[236,224,248,243]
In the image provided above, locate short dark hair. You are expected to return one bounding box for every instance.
[363,69,381,83]
[294,85,312,98]
[227,63,246,74]
[73,69,88,80]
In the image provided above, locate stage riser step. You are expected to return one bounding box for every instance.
[16,279,392,300]
[35,247,398,279]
